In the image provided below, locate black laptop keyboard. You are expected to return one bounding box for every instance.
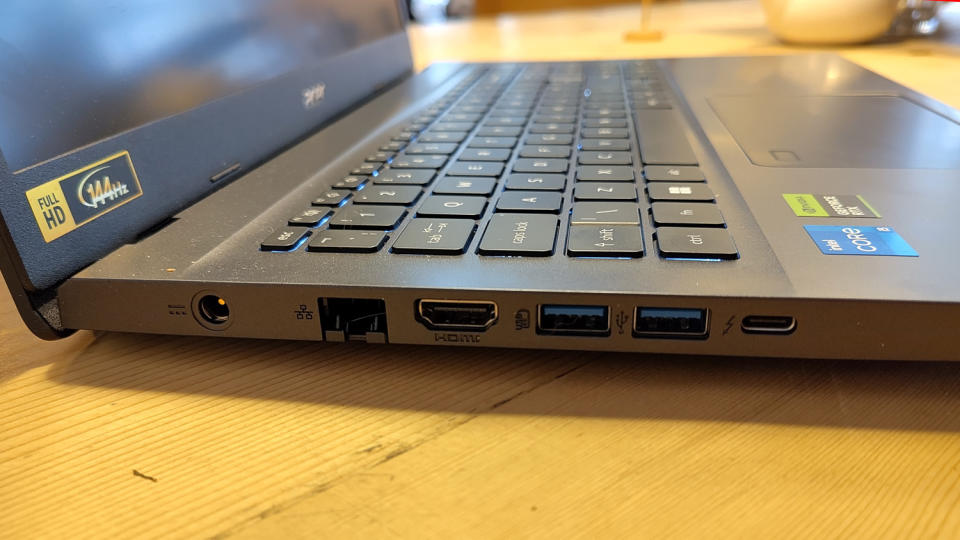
[261,61,738,260]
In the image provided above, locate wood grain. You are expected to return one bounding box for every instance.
[3,2,960,538]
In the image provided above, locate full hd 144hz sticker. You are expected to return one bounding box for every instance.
[25,151,143,242]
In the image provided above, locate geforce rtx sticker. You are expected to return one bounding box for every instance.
[804,225,917,257]
[25,151,143,242]
[783,193,880,218]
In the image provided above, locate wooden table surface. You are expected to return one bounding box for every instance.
[4,2,960,538]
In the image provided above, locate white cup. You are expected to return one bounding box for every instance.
[761,0,901,44]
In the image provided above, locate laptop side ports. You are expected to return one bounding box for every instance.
[416,300,498,332]
[741,315,796,335]
[537,305,610,337]
[633,307,709,339]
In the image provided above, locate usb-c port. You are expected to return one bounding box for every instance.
[741,315,796,335]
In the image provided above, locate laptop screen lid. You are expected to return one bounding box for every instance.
[0,0,411,336]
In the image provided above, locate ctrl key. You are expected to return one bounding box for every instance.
[656,227,738,260]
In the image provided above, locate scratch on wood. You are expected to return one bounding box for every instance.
[358,444,383,454]
[133,469,158,483]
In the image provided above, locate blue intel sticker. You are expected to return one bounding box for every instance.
[803,225,917,257]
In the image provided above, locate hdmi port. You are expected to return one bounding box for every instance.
[741,315,796,334]
[417,300,498,331]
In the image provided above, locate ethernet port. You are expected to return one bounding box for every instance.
[319,298,388,343]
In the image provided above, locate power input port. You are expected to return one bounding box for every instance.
[193,292,233,330]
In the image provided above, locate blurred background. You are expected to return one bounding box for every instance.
[404,0,960,109]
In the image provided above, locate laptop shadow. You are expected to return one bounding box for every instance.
[46,331,960,433]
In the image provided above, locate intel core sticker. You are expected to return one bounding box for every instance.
[25,151,143,242]
[804,225,917,257]
[783,193,880,218]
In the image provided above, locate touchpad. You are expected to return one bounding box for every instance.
[709,95,960,169]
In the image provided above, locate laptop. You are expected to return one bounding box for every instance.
[2,1,959,361]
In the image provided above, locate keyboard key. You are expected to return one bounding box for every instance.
[374,169,435,185]
[433,176,498,196]
[444,113,482,122]
[519,145,572,159]
[405,142,458,155]
[576,165,634,182]
[582,118,628,128]
[379,141,406,152]
[432,121,475,132]
[567,225,644,257]
[328,205,406,229]
[477,126,523,137]
[513,158,568,173]
[418,195,488,218]
[485,116,526,127]
[366,152,393,162]
[333,175,367,190]
[580,139,630,151]
[312,190,351,206]
[307,230,387,253]
[469,136,517,148]
[459,148,512,161]
[582,110,627,119]
[392,218,476,254]
[634,109,698,165]
[578,151,632,165]
[391,131,417,142]
[570,202,640,225]
[539,105,577,115]
[574,183,637,201]
[656,227,738,259]
[533,115,577,124]
[581,127,629,138]
[526,134,574,145]
[651,202,725,227]
[354,186,422,205]
[390,155,447,169]
[495,191,563,213]
[505,173,566,191]
[647,183,715,202]
[643,165,705,182]
[261,227,309,251]
[418,131,468,143]
[478,214,559,256]
[529,123,576,134]
[446,161,504,177]
[288,207,333,227]
[351,162,380,175]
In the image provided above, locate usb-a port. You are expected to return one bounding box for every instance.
[537,305,610,337]
[634,307,709,339]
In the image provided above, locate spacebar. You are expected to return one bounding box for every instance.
[635,109,698,165]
